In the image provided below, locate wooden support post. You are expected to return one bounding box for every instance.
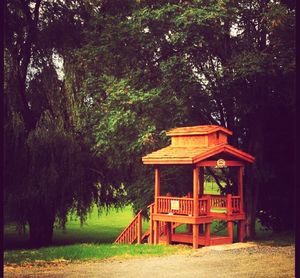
[149,208,153,244]
[227,221,233,243]
[166,222,171,245]
[199,167,204,197]
[137,212,142,244]
[205,223,211,246]
[199,224,204,235]
[154,166,160,214]
[164,221,167,235]
[172,223,176,234]
[193,166,199,216]
[193,224,199,249]
[238,220,246,242]
[199,166,204,235]
[227,194,232,216]
[238,167,244,213]
[154,221,159,244]
[207,194,211,216]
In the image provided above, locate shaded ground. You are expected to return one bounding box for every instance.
[4,242,295,278]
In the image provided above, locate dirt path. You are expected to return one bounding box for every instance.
[4,243,295,278]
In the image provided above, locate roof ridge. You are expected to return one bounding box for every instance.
[166,125,233,136]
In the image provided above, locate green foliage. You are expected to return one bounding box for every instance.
[56,0,295,231]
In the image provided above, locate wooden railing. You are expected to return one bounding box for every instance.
[115,195,242,245]
[114,210,142,244]
[157,197,194,215]
[209,195,227,209]
[198,197,209,216]
[157,194,241,216]
[144,203,154,243]
[209,194,241,214]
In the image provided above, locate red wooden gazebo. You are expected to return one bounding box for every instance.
[115,125,255,248]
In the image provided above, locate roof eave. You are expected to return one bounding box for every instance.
[192,145,255,164]
[142,158,194,164]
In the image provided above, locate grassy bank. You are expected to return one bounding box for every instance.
[4,243,190,265]
[4,205,147,250]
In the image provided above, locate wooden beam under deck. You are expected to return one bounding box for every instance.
[153,212,246,223]
[209,213,246,221]
[152,213,212,224]
[171,234,232,246]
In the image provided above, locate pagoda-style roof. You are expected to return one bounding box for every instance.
[142,125,255,165]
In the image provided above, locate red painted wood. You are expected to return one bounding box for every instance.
[137,212,142,244]
[227,221,233,242]
[193,224,199,249]
[148,203,154,244]
[156,196,194,215]
[166,222,172,244]
[193,166,199,218]
[238,166,244,213]
[154,221,159,244]
[199,167,204,196]
[227,194,232,216]
[154,167,160,214]
[114,209,143,244]
[205,223,211,246]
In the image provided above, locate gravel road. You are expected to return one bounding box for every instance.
[4,242,295,278]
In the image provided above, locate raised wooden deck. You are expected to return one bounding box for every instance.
[115,194,245,247]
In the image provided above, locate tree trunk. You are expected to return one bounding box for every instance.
[245,167,259,239]
[28,208,55,248]
[244,108,264,239]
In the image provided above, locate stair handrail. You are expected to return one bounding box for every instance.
[114,209,143,244]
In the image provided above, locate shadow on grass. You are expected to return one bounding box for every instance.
[4,233,118,251]
[4,224,121,251]
[254,230,295,247]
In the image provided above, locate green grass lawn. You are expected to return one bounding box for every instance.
[4,205,149,250]
[4,205,189,265]
[4,243,190,265]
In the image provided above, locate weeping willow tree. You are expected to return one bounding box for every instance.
[4,64,124,247]
[6,111,95,245]
[4,0,124,247]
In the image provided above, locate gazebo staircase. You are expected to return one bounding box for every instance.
[114,204,183,244]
